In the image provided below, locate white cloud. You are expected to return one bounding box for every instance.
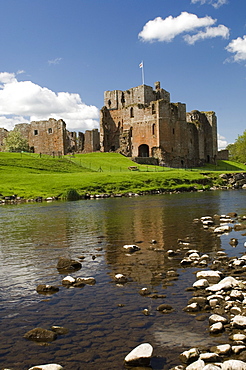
[0,72,99,132]
[191,0,228,8]
[225,35,246,62]
[184,24,229,45]
[138,12,228,44]
[218,134,228,150]
[48,57,62,65]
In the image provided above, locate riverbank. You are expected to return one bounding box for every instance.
[1,152,246,202]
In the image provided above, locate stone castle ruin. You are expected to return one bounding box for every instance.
[0,118,100,155]
[100,82,218,167]
[0,81,219,167]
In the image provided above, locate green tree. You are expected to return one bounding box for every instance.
[227,129,246,163]
[3,130,29,152]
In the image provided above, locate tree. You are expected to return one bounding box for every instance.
[3,130,29,152]
[227,130,246,163]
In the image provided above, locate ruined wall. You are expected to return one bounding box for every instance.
[83,129,100,153]
[0,128,8,152]
[28,118,66,155]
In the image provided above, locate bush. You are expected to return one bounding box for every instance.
[63,188,80,201]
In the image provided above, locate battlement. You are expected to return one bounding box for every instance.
[104,82,170,110]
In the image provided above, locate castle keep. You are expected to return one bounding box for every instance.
[100,82,218,167]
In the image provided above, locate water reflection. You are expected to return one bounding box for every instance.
[0,190,246,369]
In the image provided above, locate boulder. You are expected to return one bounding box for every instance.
[114,274,128,284]
[212,344,231,355]
[123,244,140,253]
[199,352,221,362]
[193,279,209,289]
[56,257,81,271]
[24,328,57,342]
[179,348,200,364]
[186,359,205,370]
[231,315,246,329]
[196,270,222,284]
[206,276,240,292]
[209,322,224,333]
[156,304,174,313]
[222,360,246,370]
[28,365,63,370]
[209,314,228,325]
[124,343,153,366]
[36,284,59,295]
[62,275,76,285]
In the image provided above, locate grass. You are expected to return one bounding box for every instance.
[0,152,245,199]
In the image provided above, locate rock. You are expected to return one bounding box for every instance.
[156,304,174,313]
[222,359,246,370]
[232,345,246,354]
[186,359,205,370]
[183,303,200,312]
[206,276,240,292]
[230,333,246,342]
[57,257,82,271]
[231,315,246,329]
[139,287,151,296]
[75,277,96,285]
[62,275,76,285]
[114,274,128,284]
[193,279,209,289]
[28,365,63,370]
[123,244,140,253]
[209,322,224,333]
[214,225,232,234]
[51,326,69,335]
[36,284,59,295]
[212,344,231,355]
[179,348,200,364]
[24,328,57,342]
[199,352,221,362]
[124,343,153,366]
[209,314,228,325]
[196,270,222,284]
[230,290,244,301]
[203,365,221,370]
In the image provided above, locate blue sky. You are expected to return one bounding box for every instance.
[0,0,245,149]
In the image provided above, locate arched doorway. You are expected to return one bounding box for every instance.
[138,144,149,157]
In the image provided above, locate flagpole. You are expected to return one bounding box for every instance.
[139,61,145,85]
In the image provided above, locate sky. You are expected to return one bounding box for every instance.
[0,0,246,150]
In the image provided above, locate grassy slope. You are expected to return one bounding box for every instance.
[0,152,245,198]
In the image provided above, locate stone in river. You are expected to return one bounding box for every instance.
[124,343,153,366]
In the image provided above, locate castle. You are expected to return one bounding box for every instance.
[0,81,219,167]
[100,82,218,167]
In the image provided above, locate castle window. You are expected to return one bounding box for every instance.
[130,107,134,118]
[152,124,156,135]
[108,99,111,108]
[34,129,38,136]
[48,128,53,134]
[152,104,156,114]
[173,128,175,135]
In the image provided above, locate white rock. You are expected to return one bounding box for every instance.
[28,365,63,370]
[232,346,246,354]
[210,322,223,333]
[123,244,140,252]
[203,365,222,370]
[209,314,228,325]
[180,348,200,363]
[231,315,246,328]
[200,352,220,361]
[214,225,232,233]
[222,359,246,370]
[214,344,231,355]
[230,333,246,341]
[186,359,205,370]
[124,343,153,364]
[206,277,240,292]
[114,274,128,283]
[196,270,222,284]
[193,279,209,289]
[62,275,75,284]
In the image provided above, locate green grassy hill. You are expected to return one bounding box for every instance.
[0,152,245,199]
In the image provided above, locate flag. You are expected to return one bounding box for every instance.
[139,62,143,68]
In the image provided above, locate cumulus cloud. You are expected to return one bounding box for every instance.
[139,12,216,42]
[0,72,99,132]
[138,12,229,44]
[184,24,229,44]
[191,0,228,8]
[225,35,246,62]
[218,134,228,150]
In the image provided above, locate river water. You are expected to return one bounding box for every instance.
[0,190,246,370]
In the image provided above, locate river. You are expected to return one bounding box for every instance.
[0,190,246,370]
